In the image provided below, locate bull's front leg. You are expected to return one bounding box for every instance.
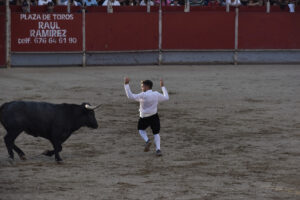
[54,143,63,163]
[50,139,63,163]
[4,135,14,160]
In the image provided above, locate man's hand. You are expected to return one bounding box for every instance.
[160,79,164,87]
[124,77,130,84]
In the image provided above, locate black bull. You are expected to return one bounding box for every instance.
[0,101,99,163]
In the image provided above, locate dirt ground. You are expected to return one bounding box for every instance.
[0,65,299,200]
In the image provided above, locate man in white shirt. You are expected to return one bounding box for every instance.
[124,78,169,156]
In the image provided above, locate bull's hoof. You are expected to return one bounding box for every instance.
[19,155,27,161]
[56,160,63,164]
[7,158,15,165]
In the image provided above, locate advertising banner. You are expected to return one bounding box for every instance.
[11,13,83,52]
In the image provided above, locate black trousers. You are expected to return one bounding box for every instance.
[138,113,160,135]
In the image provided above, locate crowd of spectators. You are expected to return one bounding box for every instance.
[1,0,299,8]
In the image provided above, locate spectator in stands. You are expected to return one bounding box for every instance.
[240,0,249,5]
[57,0,66,5]
[102,0,120,5]
[78,3,87,12]
[56,0,62,4]
[16,0,38,6]
[9,0,16,5]
[247,0,263,6]
[22,0,30,12]
[190,0,207,6]
[58,0,81,5]
[31,0,38,5]
[279,0,288,9]
[97,0,105,5]
[74,0,83,5]
[170,0,180,5]
[226,0,241,6]
[127,0,138,5]
[140,0,154,5]
[47,1,54,12]
[220,0,227,5]
[207,0,220,6]
[154,0,171,5]
[39,0,52,5]
[84,0,98,5]
[288,0,295,12]
[270,0,278,5]
[118,0,126,5]
[57,0,67,5]
[14,0,22,5]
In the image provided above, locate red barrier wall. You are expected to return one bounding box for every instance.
[239,12,300,49]
[85,13,158,51]
[162,12,235,50]
[0,8,5,67]
[9,6,300,55]
[11,13,82,52]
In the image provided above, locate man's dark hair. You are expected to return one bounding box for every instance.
[141,80,153,89]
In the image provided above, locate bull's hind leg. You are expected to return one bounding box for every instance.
[13,144,26,160]
[4,131,22,160]
[53,143,63,163]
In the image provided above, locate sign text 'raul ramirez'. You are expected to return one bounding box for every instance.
[11,13,82,52]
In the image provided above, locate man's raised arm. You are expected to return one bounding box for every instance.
[158,79,169,102]
[124,77,144,101]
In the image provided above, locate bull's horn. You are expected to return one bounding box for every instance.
[85,104,102,110]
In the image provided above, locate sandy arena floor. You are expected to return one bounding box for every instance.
[0,65,299,200]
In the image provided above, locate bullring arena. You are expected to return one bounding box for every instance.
[0,65,300,200]
[1,1,300,200]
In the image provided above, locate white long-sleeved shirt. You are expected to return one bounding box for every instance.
[124,84,169,118]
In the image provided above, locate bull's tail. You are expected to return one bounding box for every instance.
[0,104,3,121]
[0,104,3,116]
[0,103,6,123]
